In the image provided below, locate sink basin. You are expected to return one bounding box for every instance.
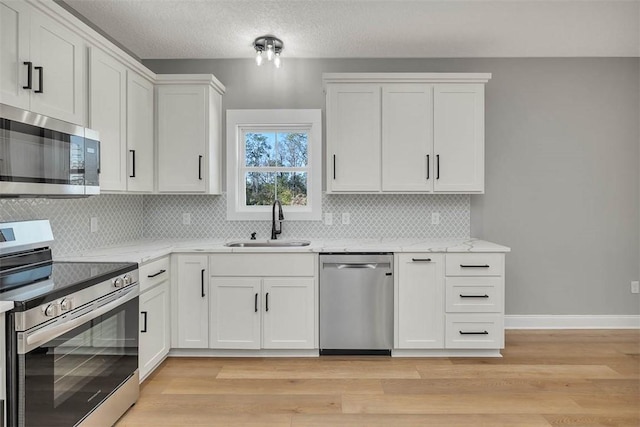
[225,240,311,248]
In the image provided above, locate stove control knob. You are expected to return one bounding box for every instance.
[123,274,132,285]
[43,304,58,317]
[59,298,73,312]
[113,277,124,288]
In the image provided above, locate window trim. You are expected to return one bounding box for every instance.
[226,109,322,221]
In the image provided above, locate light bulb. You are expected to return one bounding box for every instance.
[255,50,263,66]
[266,42,274,61]
[274,52,281,68]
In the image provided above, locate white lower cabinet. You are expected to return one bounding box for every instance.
[209,277,315,350]
[138,256,171,381]
[210,277,261,349]
[139,280,170,380]
[175,254,209,348]
[396,253,445,349]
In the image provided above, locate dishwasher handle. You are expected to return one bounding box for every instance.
[323,262,391,269]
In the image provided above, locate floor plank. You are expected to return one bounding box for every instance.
[115,329,640,426]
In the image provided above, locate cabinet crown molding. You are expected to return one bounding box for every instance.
[155,74,226,94]
[322,72,492,88]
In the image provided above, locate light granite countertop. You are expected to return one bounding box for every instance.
[0,300,14,314]
[56,238,510,265]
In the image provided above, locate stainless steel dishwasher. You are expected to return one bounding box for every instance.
[319,253,393,355]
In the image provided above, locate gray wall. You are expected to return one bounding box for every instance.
[145,57,640,316]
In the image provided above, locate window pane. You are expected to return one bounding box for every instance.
[277,132,308,167]
[276,172,307,206]
[245,132,276,166]
[245,172,275,205]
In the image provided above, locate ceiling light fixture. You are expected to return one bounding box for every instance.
[254,36,283,68]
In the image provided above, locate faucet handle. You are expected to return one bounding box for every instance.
[250,232,257,240]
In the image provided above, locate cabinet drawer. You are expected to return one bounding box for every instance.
[445,314,504,349]
[445,277,503,313]
[139,256,170,293]
[210,253,316,277]
[445,253,503,276]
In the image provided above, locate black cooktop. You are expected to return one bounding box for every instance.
[0,261,138,311]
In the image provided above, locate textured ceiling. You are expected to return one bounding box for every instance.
[63,0,640,59]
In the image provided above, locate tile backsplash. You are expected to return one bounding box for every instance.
[144,193,470,240]
[0,195,144,256]
[1,193,469,256]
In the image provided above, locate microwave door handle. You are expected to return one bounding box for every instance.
[19,286,138,354]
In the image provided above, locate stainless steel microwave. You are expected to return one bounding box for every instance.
[0,104,100,197]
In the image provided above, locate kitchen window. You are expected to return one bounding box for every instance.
[226,110,322,220]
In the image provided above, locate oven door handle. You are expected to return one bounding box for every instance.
[19,286,139,354]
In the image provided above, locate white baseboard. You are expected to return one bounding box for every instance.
[505,315,640,329]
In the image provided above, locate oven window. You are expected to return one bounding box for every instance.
[22,297,138,427]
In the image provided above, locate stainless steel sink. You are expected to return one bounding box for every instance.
[225,240,311,248]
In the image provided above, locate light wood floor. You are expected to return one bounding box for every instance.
[116,330,639,426]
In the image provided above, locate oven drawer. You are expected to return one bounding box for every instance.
[445,277,503,313]
[445,314,504,349]
[140,256,170,292]
[445,253,503,276]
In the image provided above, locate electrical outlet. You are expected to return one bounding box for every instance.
[324,213,333,226]
[631,281,639,294]
[182,213,191,225]
[90,217,98,233]
[342,213,350,225]
[431,212,440,225]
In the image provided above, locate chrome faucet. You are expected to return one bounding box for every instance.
[271,200,284,240]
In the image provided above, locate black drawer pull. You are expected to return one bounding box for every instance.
[254,293,258,312]
[23,61,32,89]
[436,154,440,179]
[265,292,269,312]
[147,269,166,278]
[140,311,148,333]
[460,294,489,298]
[200,269,205,297]
[198,155,203,180]
[460,264,490,268]
[129,149,136,177]
[333,155,336,180]
[412,258,431,262]
[459,330,489,335]
[34,66,43,93]
[426,154,430,180]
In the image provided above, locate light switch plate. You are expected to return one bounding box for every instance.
[342,213,350,225]
[90,217,98,233]
[182,213,191,225]
[631,281,639,294]
[431,212,440,225]
[324,213,333,226]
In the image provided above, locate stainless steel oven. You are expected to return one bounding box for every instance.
[1,220,139,427]
[0,104,100,197]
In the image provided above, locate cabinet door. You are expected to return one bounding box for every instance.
[29,8,85,125]
[262,278,315,349]
[139,281,170,381]
[126,70,154,192]
[157,85,207,192]
[89,48,127,192]
[176,255,208,348]
[0,0,30,109]
[397,253,445,349]
[433,84,484,192]
[326,84,381,192]
[210,278,261,349]
[382,84,433,192]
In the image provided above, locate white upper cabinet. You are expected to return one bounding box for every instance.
[324,73,490,194]
[0,1,85,125]
[90,48,155,193]
[326,83,381,192]
[0,0,30,110]
[433,84,485,192]
[382,84,433,192]
[89,48,127,191]
[156,75,225,194]
[126,70,154,192]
